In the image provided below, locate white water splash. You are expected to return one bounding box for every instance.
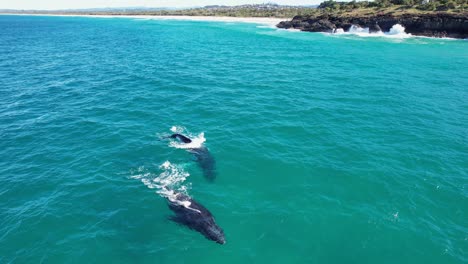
[131,161,198,210]
[335,28,345,34]
[388,24,407,36]
[348,25,370,34]
[167,126,206,149]
[333,23,411,39]
[170,126,182,133]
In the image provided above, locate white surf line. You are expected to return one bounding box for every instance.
[0,13,287,26]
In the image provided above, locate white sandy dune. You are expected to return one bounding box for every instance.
[7,14,287,26]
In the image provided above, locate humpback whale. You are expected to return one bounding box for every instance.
[166,133,217,181]
[168,133,192,144]
[167,192,225,244]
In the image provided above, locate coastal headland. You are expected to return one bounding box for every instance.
[277,1,468,38]
[2,2,467,38]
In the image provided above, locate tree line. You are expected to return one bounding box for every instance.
[318,0,467,11]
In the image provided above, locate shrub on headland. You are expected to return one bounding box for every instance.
[317,0,466,11]
[9,1,466,17]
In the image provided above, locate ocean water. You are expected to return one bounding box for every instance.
[0,15,467,263]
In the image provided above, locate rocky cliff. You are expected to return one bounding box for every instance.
[277,13,468,38]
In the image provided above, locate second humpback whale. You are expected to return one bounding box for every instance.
[166,133,217,181]
[168,133,192,144]
[167,192,225,244]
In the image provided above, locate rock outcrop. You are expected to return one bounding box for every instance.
[277,13,468,39]
[369,22,382,33]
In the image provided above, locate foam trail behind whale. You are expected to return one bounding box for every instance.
[162,127,217,182]
[131,161,197,210]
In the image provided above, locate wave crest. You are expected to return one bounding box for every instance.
[334,24,411,38]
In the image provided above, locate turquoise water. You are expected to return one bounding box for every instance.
[0,15,467,263]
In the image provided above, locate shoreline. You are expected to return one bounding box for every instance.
[2,13,465,40]
[277,13,468,39]
[0,13,286,26]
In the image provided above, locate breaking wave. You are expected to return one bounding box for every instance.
[388,24,407,35]
[348,25,371,34]
[333,24,411,38]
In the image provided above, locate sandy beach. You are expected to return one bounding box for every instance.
[2,14,286,26]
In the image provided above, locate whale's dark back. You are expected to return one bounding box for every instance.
[189,147,217,181]
[169,133,192,143]
[168,194,225,244]
[168,133,217,181]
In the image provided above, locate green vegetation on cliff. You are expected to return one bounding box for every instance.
[317,0,467,15]
[148,4,316,18]
[2,2,467,18]
[1,4,316,18]
[277,1,467,38]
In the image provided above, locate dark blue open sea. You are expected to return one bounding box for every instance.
[0,15,467,263]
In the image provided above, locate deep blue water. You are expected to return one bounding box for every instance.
[0,15,467,263]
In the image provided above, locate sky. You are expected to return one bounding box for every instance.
[0,0,324,10]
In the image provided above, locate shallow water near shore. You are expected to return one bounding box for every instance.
[0,15,467,263]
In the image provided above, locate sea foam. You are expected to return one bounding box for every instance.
[334,24,411,38]
[167,126,206,149]
[131,161,194,209]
